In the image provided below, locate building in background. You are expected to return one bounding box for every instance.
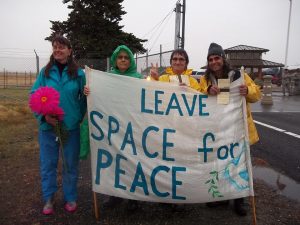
[224,45,284,80]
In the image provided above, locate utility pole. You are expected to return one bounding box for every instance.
[174,2,181,49]
[174,0,186,49]
[181,0,186,49]
[284,0,292,67]
[160,44,162,67]
[282,0,293,96]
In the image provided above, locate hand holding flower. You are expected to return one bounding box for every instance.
[29,86,69,173]
[45,114,58,126]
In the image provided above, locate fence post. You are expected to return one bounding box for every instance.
[25,71,27,86]
[160,44,162,68]
[16,71,18,87]
[4,69,6,89]
[136,53,138,69]
[146,50,149,75]
[0,69,2,89]
[106,57,110,72]
[34,49,40,77]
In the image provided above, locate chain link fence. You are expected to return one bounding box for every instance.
[0,49,174,89]
[135,50,173,78]
[0,56,41,89]
[0,56,108,89]
[0,70,37,89]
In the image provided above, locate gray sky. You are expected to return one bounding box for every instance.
[0,0,299,71]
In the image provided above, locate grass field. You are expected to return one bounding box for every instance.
[0,88,31,100]
[0,88,38,157]
[0,88,40,223]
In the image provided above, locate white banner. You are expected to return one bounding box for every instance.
[87,69,254,203]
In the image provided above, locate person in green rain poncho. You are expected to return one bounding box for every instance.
[109,45,142,78]
[81,45,142,211]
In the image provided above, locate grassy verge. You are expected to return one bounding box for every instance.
[0,88,38,158]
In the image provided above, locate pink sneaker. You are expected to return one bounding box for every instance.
[42,199,54,215]
[64,201,77,213]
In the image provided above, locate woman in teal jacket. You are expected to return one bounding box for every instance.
[31,36,86,215]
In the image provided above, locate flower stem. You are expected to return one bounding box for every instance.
[56,122,68,173]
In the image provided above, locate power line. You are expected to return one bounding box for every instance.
[142,4,176,50]
[148,11,174,53]
[141,8,174,40]
[0,49,51,58]
[0,56,37,59]
[0,48,50,53]
[0,47,34,50]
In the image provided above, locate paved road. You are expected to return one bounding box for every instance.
[250,94,300,182]
[252,113,300,182]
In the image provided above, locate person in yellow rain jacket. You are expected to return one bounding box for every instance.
[200,42,261,216]
[149,49,200,212]
[150,49,200,92]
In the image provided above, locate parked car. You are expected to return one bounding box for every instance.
[262,67,282,86]
[271,75,282,86]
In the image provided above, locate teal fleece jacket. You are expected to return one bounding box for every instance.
[30,65,87,131]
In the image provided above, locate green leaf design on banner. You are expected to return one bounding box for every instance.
[205,170,224,198]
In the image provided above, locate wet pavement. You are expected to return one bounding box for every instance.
[251,88,300,113]
[250,87,300,203]
[253,165,300,202]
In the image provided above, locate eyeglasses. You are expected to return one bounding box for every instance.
[208,56,222,62]
[172,57,186,62]
[117,55,130,60]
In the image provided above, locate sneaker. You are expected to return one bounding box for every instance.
[234,198,247,216]
[64,201,77,213]
[42,198,54,215]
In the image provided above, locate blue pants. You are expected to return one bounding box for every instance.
[39,128,80,202]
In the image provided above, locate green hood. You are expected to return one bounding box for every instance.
[110,45,142,79]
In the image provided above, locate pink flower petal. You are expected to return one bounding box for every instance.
[29,86,62,116]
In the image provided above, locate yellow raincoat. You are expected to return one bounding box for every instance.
[199,73,261,145]
[158,67,201,91]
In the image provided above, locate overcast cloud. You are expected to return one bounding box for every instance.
[0,0,299,72]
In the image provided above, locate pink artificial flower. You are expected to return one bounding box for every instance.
[29,86,60,116]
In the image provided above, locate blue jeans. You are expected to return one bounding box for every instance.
[39,128,80,202]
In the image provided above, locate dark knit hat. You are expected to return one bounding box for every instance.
[207,42,225,59]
